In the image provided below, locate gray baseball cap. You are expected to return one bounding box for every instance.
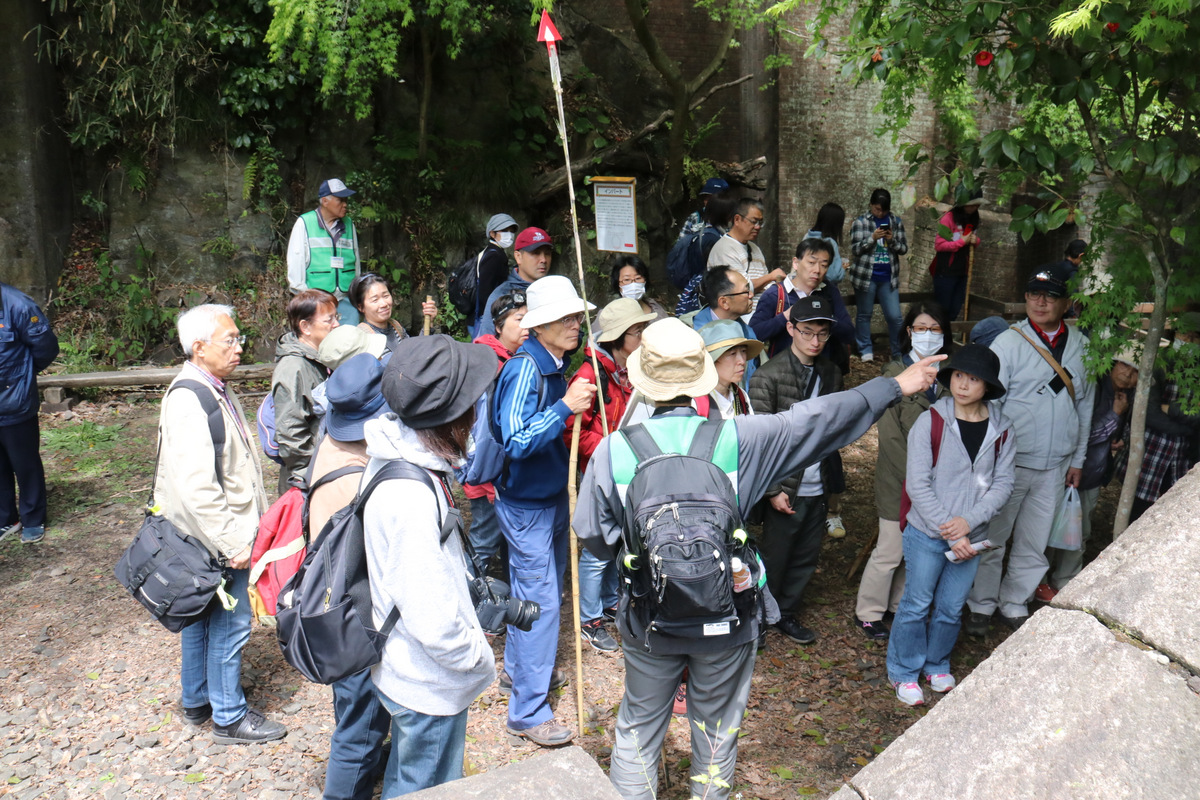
[486,214,518,236]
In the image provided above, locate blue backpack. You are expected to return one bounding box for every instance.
[666,225,721,289]
[257,393,285,465]
[472,353,545,490]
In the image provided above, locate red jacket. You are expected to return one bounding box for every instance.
[464,334,515,500]
[564,346,631,474]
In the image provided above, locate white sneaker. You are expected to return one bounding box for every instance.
[825,515,846,538]
[926,673,956,693]
[860,353,874,362]
[893,681,924,706]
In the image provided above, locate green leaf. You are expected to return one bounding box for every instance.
[1171,227,1187,246]
[593,136,609,149]
[994,48,1014,81]
[770,766,794,780]
[798,789,820,796]
[8,776,22,785]
[984,2,1003,23]
[86,672,100,680]
[1000,135,1019,163]
[184,773,205,784]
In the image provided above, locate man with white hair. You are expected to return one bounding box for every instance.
[490,275,598,747]
[574,317,942,800]
[157,305,286,744]
[287,178,362,323]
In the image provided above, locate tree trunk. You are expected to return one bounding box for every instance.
[417,26,434,163]
[663,92,691,205]
[1113,241,1170,536]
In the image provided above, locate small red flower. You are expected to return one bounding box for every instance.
[1106,22,1120,32]
[975,51,994,67]
[871,46,883,63]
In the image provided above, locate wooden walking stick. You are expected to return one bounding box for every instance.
[567,414,586,732]
[962,242,976,324]
[423,295,433,336]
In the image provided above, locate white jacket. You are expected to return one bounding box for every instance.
[363,413,496,716]
[153,362,268,558]
[991,320,1094,471]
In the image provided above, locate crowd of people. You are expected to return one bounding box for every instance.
[3,175,1198,800]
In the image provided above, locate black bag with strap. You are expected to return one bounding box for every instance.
[275,459,462,684]
[114,379,231,633]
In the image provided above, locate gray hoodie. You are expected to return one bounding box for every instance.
[904,396,1017,542]
[362,413,496,715]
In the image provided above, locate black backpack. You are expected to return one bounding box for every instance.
[275,460,461,684]
[480,352,544,489]
[447,249,486,317]
[618,420,758,641]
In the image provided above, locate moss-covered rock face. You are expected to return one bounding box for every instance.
[0,0,72,305]
[106,150,276,285]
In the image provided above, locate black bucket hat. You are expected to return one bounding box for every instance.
[381,335,498,429]
[937,344,1006,400]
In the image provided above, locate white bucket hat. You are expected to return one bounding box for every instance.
[519,275,596,329]
[627,318,719,401]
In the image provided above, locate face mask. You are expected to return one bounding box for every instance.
[620,282,647,301]
[911,331,944,357]
[496,232,515,249]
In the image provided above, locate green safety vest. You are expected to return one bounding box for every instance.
[610,414,740,502]
[300,209,357,293]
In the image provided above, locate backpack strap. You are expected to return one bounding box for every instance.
[686,418,725,461]
[488,352,546,490]
[149,379,228,507]
[301,464,368,543]
[929,408,945,467]
[621,423,662,464]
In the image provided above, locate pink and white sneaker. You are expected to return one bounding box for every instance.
[926,673,956,693]
[893,681,925,706]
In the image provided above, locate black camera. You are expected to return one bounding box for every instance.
[468,573,540,634]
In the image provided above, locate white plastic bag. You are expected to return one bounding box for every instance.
[1048,486,1083,551]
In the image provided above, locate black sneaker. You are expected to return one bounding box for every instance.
[965,611,992,638]
[211,708,287,745]
[581,619,619,652]
[602,605,618,622]
[498,668,568,695]
[182,702,212,726]
[1000,613,1029,631]
[774,617,817,644]
[855,617,890,640]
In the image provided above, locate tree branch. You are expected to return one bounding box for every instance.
[623,0,684,94]
[530,73,754,202]
[686,13,738,96]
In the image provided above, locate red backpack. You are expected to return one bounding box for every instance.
[248,466,363,623]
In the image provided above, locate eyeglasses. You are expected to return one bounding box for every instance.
[794,329,831,342]
[1026,291,1060,302]
[721,289,752,299]
[740,216,765,229]
[206,335,246,349]
[910,325,943,334]
[618,275,647,286]
[559,314,585,329]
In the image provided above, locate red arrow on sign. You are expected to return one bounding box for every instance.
[537,9,561,43]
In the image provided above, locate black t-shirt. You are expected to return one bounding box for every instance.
[474,244,512,322]
[958,418,989,464]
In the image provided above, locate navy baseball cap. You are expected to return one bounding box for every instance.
[700,178,729,196]
[319,178,356,199]
[325,353,388,442]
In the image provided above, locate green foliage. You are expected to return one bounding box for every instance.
[36,0,316,158]
[42,421,123,454]
[265,0,493,119]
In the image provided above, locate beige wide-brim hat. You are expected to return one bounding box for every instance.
[317,325,388,370]
[596,298,657,343]
[519,275,596,329]
[627,318,719,401]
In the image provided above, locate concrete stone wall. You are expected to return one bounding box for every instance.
[830,467,1200,799]
[0,0,73,304]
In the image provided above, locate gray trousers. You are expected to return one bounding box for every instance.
[609,641,756,800]
[968,458,1070,619]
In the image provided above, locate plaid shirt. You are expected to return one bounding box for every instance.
[1136,380,1195,502]
[848,212,908,292]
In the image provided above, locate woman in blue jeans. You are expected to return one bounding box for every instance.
[887,345,1015,706]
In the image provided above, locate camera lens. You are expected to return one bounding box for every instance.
[503,598,541,632]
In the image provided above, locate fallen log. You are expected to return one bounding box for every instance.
[38,363,275,389]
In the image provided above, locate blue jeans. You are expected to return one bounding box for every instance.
[887,525,981,684]
[854,278,903,356]
[376,688,467,798]
[933,274,968,322]
[467,495,503,578]
[324,669,391,800]
[180,567,251,727]
[337,296,361,326]
[494,493,569,730]
[579,548,618,623]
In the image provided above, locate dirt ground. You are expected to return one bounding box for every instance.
[0,363,1122,800]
